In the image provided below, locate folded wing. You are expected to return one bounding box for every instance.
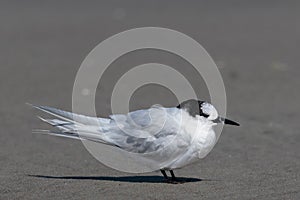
[31,104,181,153]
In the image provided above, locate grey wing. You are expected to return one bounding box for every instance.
[31,104,182,153]
[106,107,182,153]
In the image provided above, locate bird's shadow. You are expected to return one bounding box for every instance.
[28,174,210,184]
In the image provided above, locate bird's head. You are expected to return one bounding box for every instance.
[176,99,240,126]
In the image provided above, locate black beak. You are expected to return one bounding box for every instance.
[213,117,240,126]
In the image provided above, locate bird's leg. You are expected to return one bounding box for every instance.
[161,169,183,184]
[170,170,176,181]
[169,170,185,184]
[160,170,169,180]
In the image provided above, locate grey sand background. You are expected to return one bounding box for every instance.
[0,1,299,199]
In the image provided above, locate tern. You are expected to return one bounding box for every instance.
[30,99,239,183]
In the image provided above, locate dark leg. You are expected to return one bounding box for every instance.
[170,170,176,180]
[170,170,185,184]
[161,169,183,184]
[160,170,168,180]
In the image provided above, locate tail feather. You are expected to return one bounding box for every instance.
[29,104,117,147]
[32,129,82,140]
[31,104,111,126]
[37,116,77,132]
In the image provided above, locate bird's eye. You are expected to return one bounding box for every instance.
[202,113,209,118]
[200,102,219,120]
[199,101,209,118]
[199,102,211,118]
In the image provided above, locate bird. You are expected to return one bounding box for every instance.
[30,99,239,184]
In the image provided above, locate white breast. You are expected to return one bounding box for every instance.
[163,110,217,169]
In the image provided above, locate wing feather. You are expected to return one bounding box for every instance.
[30,104,182,153]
